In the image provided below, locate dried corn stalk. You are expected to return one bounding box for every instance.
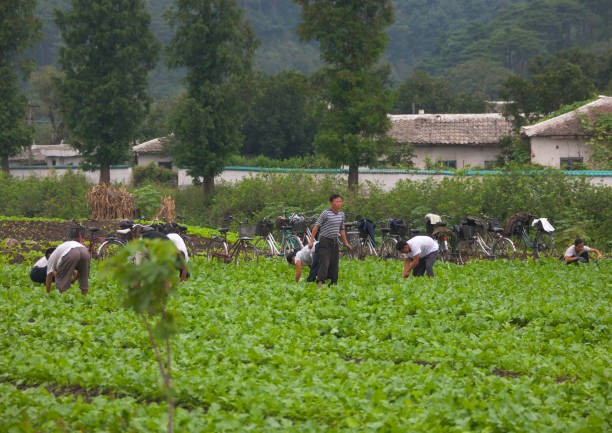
[156,196,176,222]
[87,184,136,220]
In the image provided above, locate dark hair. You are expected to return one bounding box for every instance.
[286,249,298,264]
[395,239,408,251]
[574,238,584,246]
[329,193,342,202]
[45,247,56,258]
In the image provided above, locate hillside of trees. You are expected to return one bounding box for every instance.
[31,0,612,98]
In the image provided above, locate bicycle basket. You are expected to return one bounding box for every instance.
[238,224,256,238]
[290,217,308,235]
[255,219,273,237]
[458,223,475,240]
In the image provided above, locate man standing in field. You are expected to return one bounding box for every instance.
[308,194,351,287]
[396,235,439,278]
[45,241,90,295]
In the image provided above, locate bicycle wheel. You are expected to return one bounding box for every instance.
[180,233,196,258]
[379,238,398,260]
[97,239,125,259]
[206,237,230,263]
[281,235,302,257]
[252,237,276,258]
[231,240,259,264]
[456,240,479,262]
[492,237,517,259]
[535,232,555,258]
[345,232,361,259]
[512,229,530,259]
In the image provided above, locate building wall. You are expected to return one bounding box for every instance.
[136,154,174,167]
[530,137,593,168]
[412,145,500,169]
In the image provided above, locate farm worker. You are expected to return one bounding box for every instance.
[45,241,90,295]
[141,229,190,281]
[30,247,56,284]
[563,238,602,264]
[396,236,439,278]
[286,241,320,283]
[308,194,351,287]
[166,232,190,281]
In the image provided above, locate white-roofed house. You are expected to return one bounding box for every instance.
[27,143,82,166]
[521,95,612,169]
[132,136,174,169]
[387,113,514,169]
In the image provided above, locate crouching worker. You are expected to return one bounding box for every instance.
[286,241,319,283]
[45,241,90,295]
[30,247,56,284]
[396,236,439,278]
[564,238,602,264]
[142,229,190,281]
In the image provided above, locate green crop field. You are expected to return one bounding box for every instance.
[0,257,610,432]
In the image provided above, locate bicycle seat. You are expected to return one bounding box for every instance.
[238,236,253,241]
[410,228,420,235]
[381,228,390,234]
[88,227,100,233]
[281,225,293,230]
[490,227,503,233]
[219,228,230,234]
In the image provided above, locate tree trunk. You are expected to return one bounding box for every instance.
[99,163,111,184]
[202,177,215,196]
[1,156,9,174]
[348,164,359,190]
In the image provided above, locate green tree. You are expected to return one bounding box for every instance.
[0,0,41,172]
[242,70,319,159]
[55,0,160,183]
[166,0,258,195]
[30,65,68,145]
[295,0,395,188]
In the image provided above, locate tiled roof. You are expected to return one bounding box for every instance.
[522,95,612,137]
[31,143,80,157]
[132,137,169,154]
[388,113,513,145]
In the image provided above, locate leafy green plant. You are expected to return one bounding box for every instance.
[103,239,181,433]
[133,185,162,219]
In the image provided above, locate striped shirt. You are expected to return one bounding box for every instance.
[316,209,345,239]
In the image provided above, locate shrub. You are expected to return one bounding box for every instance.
[132,163,177,187]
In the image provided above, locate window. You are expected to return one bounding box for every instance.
[158,161,172,169]
[443,160,457,169]
[560,157,583,170]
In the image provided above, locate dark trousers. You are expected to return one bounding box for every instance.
[567,250,590,264]
[306,243,320,282]
[30,266,47,284]
[413,251,438,277]
[317,236,339,284]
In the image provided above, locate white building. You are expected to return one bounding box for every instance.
[387,113,514,169]
[522,95,611,169]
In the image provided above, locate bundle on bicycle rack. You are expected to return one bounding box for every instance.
[456,216,487,240]
[255,218,274,237]
[387,218,407,237]
[357,217,376,244]
[503,213,532,237]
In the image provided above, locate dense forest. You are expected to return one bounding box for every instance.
[31,0,612,98]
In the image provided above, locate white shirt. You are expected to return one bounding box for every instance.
[33,256,48,268]
[295,242,317,266]
[406,236,439,258]
[166,233,189,262]
[46,241,86,273]
[564,244,590,258]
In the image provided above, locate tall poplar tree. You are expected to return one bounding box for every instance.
[56,0,160,184]
[0,0,40,172]
[166,0,258,195]
[294,0,395,188]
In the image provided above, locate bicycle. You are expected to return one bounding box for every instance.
[252,217,281,257]
[206,218,260,264]
[379,218,414,260]
[68,221,124,260]
[455,216,516,261]
[425,213,459,263]
[348,218,378,260]
[150,219,197,258]
[504,213,555,259]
